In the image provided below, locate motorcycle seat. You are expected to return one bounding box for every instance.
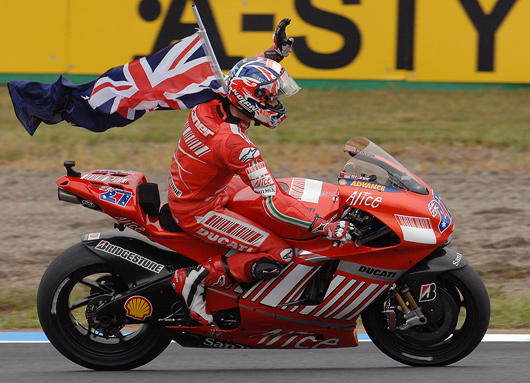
[158,203,184,233]
[137,182,184,233]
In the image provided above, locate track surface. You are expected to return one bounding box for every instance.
[1,341,529,383]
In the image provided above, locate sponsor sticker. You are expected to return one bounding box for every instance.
[357,265,398,280]
[289,178,323,203]
[453,252,462,266]
[191,108,215,138]
[98,187,132,207]
[239,147,260,162]
[182,124,210,157]
[81,173,130,184]
[339,172,372,181]
[115,217,145,233]
[251,329,340,349]
[84,233,101,241]
[346,190,382,208]
[395,214,437,244]
[95,240,164,273]
[419,283,437,302]
[246,160,276,196]
[198,211,269,250]
[124,296,153,320]
[428,190,453,233]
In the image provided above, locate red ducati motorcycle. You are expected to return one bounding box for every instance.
[37,137,490,370]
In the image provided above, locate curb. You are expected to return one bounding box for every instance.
[1,332,529,343]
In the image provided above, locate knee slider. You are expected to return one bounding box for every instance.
[251,258,284,280]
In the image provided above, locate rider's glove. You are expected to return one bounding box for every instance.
[310,216,352,243]
[263,18,294,62]
[273,18,294,57]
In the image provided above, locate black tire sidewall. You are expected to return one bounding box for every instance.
[37,243,171,370]
[362,265,490,366]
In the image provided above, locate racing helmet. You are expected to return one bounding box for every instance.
[226,57,301,128]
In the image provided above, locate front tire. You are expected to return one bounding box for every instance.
[37,243,172,370]
[362,265,490,366]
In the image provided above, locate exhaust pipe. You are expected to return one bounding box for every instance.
[57,188,81,204]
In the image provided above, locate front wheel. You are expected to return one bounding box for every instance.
[37,243,172,370]
[362,265,490,366]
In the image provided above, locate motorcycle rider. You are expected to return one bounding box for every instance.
[169,19,353,325]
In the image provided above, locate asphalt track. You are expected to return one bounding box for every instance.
[1,333,529,383]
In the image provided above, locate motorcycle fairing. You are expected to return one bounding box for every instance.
[402,247,468,300]
[201,261,388,347]
[195,247,467,349]
[234,259,396,326]
[170,325,360,349]
[54,148,457,344]
[82,232,190,285]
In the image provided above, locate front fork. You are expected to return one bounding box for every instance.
[383,282,427,331]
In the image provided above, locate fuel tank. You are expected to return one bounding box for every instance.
[227,177,341,240]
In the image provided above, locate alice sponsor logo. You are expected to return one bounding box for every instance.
[116,217,145,232]
[251,175,274,188]
[246,160,276,196]
[253,329,340,349]
[346,190,382,208]
[280,248,294,262]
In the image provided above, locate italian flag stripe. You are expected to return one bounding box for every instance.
[264,196,312,229]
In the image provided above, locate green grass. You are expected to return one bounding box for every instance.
[2,86,530,171]
[488,287,530,329]
[0,290,40,329]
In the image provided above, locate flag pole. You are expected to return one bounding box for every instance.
[192,5,229,94]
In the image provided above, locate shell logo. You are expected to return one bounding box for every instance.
[124,296,153,321]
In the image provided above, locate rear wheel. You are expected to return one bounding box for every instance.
[361,265,490,366]
[37,243,171,370]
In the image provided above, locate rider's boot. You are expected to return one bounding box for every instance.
[171,256,231,325]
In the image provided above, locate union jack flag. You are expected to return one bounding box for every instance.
[8,32,226,135]
[89,33,225,120]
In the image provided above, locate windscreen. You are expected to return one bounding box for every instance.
[339,137,429,195]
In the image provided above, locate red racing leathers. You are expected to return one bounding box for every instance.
[168,99,316,282]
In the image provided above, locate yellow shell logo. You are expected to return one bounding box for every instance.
[124,296,153,320]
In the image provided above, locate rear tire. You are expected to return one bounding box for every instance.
[362,265,490,366]
[37,243,172,370]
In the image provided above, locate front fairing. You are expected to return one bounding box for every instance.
[338,138,454,248]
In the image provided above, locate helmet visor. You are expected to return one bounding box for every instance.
[258,67,301,100]
[273,68,301,99]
